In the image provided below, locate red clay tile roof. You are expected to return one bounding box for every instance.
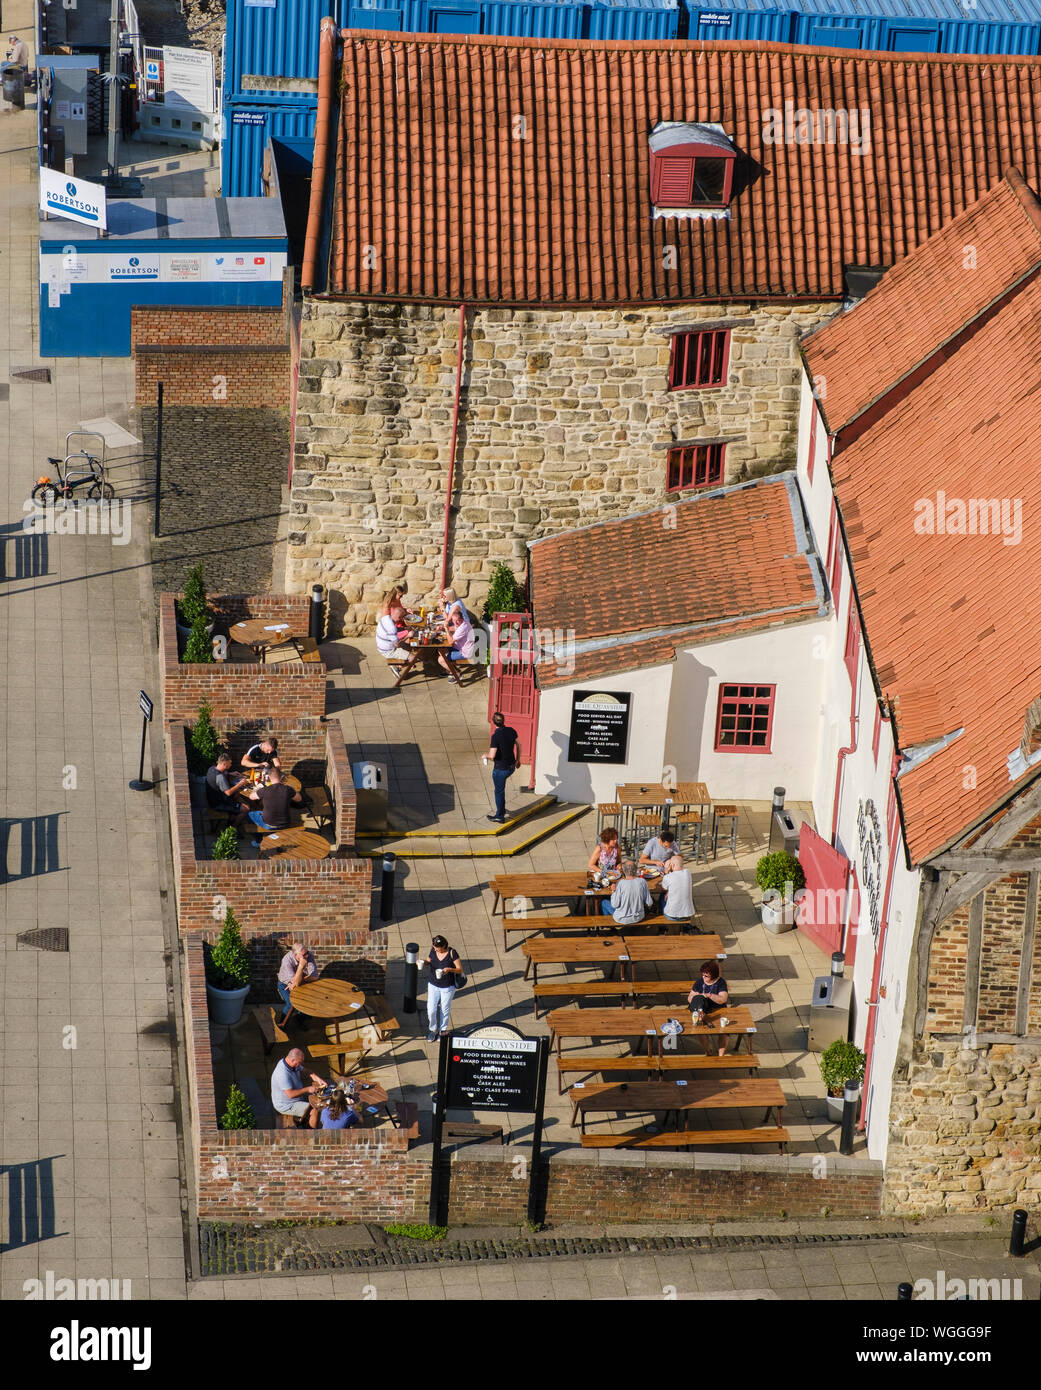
[827,184,1041,862]
[529,474,824,687]
[803,171,1041,433]
[314,34,1041,304]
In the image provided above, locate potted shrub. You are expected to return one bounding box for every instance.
[219,1083,256,1131]
[481,562,526,621]
[205,907,251,1025]
[211,825,240,860]
[754,850,806,933]
[181,611,215,665]
[186,704,219,809]
[176,563,214,641]
[819,1039,866,1123]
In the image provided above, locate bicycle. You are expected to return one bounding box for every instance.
[32,431,114,503]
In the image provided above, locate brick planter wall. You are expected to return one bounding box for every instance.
[167,721,368,937]
[132,288,292,408]
[159,592,327,725]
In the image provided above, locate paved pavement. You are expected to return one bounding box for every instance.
[187,1225,1040,1301]
[0,37,188,1301]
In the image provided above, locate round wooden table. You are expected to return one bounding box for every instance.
[257,827,332,861]
[229,618,299,662]
[238,771,302,795]
[291,978,367,1018]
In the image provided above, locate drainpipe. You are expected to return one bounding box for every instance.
[439,303,467,595]
[300,17,337,295]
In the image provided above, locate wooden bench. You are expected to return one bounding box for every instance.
[503,913,700,950]
[277,1113,299,1129]
[292,635,322,663]
[393,1101,420,1140]
[556,1053,761,1093]
[252,1005,290,1055]
[581,1127,789,1153]
[442,1121,504,1145]
[303,785,334,832]
[361,994,400,1041]
[531,977,692,1018]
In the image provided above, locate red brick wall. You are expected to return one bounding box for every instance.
[132,276,292,407]
[167,721,368,934]
[924,903,969,1035]
[159,592,327,725]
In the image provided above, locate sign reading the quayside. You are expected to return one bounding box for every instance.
[568,690,632,764]
[445,1029,541,1113]
[39,168,107,231]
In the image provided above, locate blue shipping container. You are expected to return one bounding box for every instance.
[686,0,1041,54]
[223,102,318,198]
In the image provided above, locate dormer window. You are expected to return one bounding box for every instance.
[650,122,736,211]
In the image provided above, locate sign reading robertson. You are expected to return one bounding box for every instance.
[39,167,107,231]
[567,690,632,764]
[108,254,160,281]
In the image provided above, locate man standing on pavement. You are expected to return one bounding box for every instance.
[485,710,519,824]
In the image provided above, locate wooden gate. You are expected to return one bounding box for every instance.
[488,612,539,791]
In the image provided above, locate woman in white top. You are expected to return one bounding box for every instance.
[376,592,418,683]
[661,853,696,926]
[440,587,467,625]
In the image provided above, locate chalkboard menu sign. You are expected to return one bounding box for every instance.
[567,690,632,764]
[444,1032,541,1112]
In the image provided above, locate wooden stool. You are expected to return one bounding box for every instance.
[674,810,703,861]
[596,802,621,838]
[711,804,740,859]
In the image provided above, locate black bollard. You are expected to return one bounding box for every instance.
[1010,1208,1028,1258]
[840,1079,860,1156]
[897,1283,913,1301]
[308,584,325,642]
[380,851,396,922]
[403,942,419,1015]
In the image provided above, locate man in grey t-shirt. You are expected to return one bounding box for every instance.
[601,860,652,925]
[640,832,677,866]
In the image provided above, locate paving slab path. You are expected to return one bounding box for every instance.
[0,53,188,1301]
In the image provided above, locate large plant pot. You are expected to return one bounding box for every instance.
[206,982,250,1026]
[189,772,208,810]
[825,1093,845,1123]
[761,897,797,933]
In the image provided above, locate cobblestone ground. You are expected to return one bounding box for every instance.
[139,406,288,598]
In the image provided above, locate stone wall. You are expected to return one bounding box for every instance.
[159,592,327,725]
[288,298,835,633]
[884,819,1041,1215]
[166,719,370,936]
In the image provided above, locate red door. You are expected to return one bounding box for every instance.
[488,613,539,791]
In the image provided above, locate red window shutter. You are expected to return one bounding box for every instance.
[807,403,817,485]
[669,330,730,390]
[843,606,860,686]
[666,443,725,493]
[656,156,695,205]
[828,506,842,615]
[871,705,883,766]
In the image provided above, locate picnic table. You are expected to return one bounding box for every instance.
[257,827,332,861]
[567,1077,786,1133]
[229,618,301,663]
[545,1005,757,1062]
[490,871,664,919]
[521,934,724,985]
[289,979,367,1019]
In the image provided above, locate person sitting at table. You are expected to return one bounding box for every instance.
[440,587,467,625]
[436,610,477,685]
[587,827,621,875]
[376,594,420,681]
[241,736,280,771]
[388,587,410,638]
[320,1091,360,1130]
[687,960,730,1056]
[661,852,696,929]
[276,940,318,1027]
[247,768,303,844]
[205,752,250,828]
[271,1048,327,1129]
[600,859,652,924]
[639,830,677,866]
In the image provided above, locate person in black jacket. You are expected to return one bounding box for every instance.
[484,711,520,823]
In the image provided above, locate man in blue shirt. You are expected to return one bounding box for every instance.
[271,1048,326,1129]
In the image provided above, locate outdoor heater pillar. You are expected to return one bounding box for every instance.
[768,786,786,852]
[309,584,325,642]
[379,851,396,922]
[840,1079,860,1156]
[403,942,419,1015]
